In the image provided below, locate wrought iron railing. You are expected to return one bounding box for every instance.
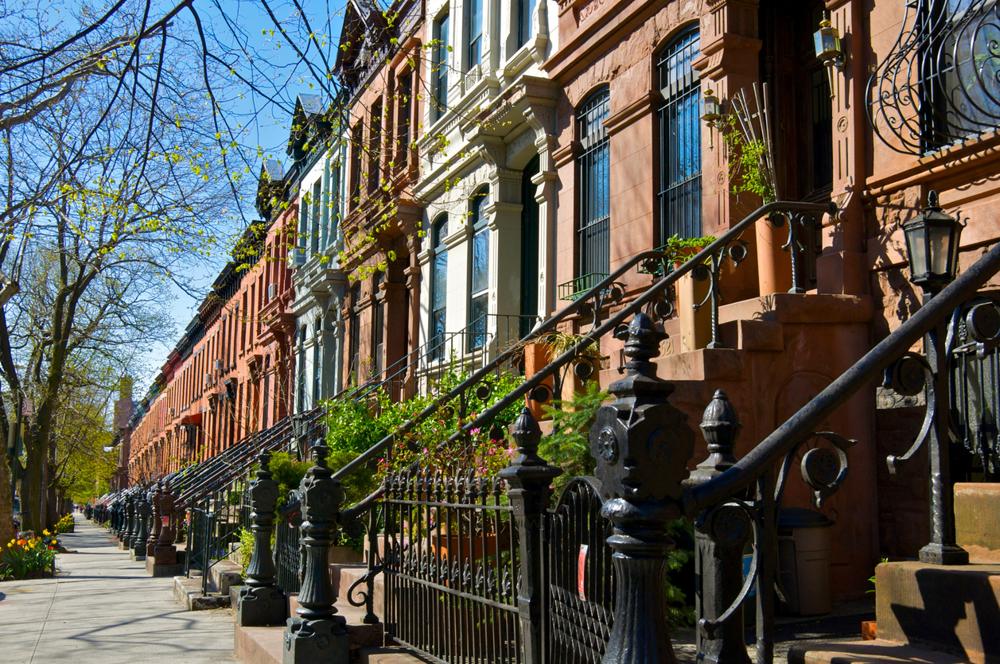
[866,0,1000,155]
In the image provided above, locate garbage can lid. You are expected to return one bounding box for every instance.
[777,507,832,529]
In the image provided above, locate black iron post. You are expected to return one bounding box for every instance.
[238,450,287,626]
[133,491,150,560]
[283,442,349,664]
[123,493,135,547]
[146,483,161,558]
[919,303,968,565]
[500,408,562,664]
[590,313,695,664]
[689,390,751,664]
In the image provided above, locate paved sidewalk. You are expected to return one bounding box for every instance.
[0,514,235,664]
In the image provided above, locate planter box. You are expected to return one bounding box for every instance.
[431,528,511,563]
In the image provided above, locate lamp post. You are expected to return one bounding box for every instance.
[902,190,968,565]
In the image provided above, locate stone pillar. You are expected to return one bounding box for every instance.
[282,442,349,664]
[238,450,287,626]
[689,390,752,664]
[589,314,695,663]
[155,482,178,565]
[499,409,562,664]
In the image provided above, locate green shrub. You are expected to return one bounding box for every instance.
[267,451,311,510]
[541,382,608,493]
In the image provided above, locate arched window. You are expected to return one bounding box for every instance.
[657,27,702,241]
[467,188,490,351]
[576,86,611,286]
[429,215,449,361]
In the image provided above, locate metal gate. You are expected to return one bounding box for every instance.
[540,477,615,664]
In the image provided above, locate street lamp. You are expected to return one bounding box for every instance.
[903,190,964,294]
[901,189,968,566]
[814,16,844,98]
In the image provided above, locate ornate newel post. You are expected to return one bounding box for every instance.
[689,390,751,664]
[133,491,150,560]
[283,442,349,664]
[123,493,135,547]
[500,408,562,664]
[155,482,178,565]
[146,483,162,558]
[239,450,287,626]
[590,314,694,664]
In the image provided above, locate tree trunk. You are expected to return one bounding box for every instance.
[0,455,14,544]
[23,438,45,532]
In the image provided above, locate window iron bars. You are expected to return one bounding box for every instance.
[866,0,1000,155]
[657,28,702,243]
[576,88,611,281]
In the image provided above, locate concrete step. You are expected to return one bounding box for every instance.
[360,647,433,663]
[173,573,232,610]
[788,638,969,663]
[955,483,1000,563]
[234,598,385,664]
[331,562,384,621]
[874,560,1000,662]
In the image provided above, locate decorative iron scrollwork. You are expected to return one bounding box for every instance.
[866,0,1000,155]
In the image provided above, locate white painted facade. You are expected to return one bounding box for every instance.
[291,137,348,414]
[414,0,561,376]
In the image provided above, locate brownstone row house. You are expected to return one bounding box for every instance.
[123,0,1000,601]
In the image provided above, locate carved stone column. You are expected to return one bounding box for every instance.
[155,482,178,565]
[500,408,562,664]
[282,442,349,664]
[238,450,287,626]
[589,313,695,664]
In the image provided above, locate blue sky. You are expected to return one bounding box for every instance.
[135,0,348,395]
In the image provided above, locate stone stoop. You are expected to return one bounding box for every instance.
[174,563,243,611]
[788,639,970,663]
[331,562,385,621]
[791,560,1000,663]
[233,598,386,664]
[359,647,432,663]
[955,483,1000,563]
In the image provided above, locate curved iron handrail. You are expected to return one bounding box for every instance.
[684,238,1000,515]
[336,199,834,509]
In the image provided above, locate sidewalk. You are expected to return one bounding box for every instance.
[0,514,235,664]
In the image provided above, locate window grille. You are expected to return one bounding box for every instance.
[576,88,611,282]
[468,189,489,352]
[430,216,449,361]
[656,27,702,242]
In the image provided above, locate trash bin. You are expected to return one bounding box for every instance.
[777,507,832,616]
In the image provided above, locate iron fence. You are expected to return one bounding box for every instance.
[274,497,302,594]
[382,470,521,663]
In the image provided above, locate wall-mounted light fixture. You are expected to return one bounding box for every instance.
[701,89,723,148]
[814,17,844,98]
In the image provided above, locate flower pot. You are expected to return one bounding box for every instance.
[328,544,363,565]
[431,526,511,563]
[522,341,555,421]
[756,216,792,296]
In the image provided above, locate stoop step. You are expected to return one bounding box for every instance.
[788,638,969,663]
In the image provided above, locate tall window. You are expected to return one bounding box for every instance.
[348,284,361,384]
[466,0,482,68]
[349,123,362,206]
[298,191,309,261]
[657,27,702,242]
[432,11,450,121]
[576,87,611,282]
[468,188,489,351]
[296,325,307,412]
[429,215,448,361]
[312,318,322,405]
[396,71,412,166]
[327,160,341,247]
[368,100,382,193]
[371,272,385,377]
[517,0,536,48]
[310,179,321,254]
